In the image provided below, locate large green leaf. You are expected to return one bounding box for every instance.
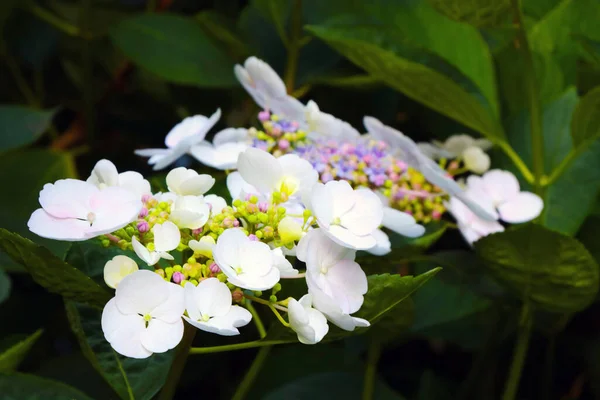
[0,229,111,308]
[502,88,600,235]
[0,373,93,400]
[0,106,54,152]
[264,371,406,400]
[0,149,76,272]
[110,14,236,87]
[0,329,43,373]
[307,25,504,142]
[427,0,511,27]
[571,85,600,150]
[65,301,174,400]
[474,224,599,312]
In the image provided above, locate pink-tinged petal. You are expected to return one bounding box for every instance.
[27,209,89,241]
[39,179,97,219]
[339,188,383,236]
[87,159,119,187]
[237,148,283,193]
[498,192,543,223]
[458,224,483,246]
[87,187,142,237]
[140,318,183,354]
[150,282,185,323]
[324,225,376,251]
[481,169,520,204]
[192,278,231,318]
[101,298,151,359]
[116,270,169,316]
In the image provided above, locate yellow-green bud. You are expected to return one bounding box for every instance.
[173,265,182,273]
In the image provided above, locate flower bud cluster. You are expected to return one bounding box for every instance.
[249,111,309,157]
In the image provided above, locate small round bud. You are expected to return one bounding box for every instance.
[173,265,182,273]
[172,271,184,284]
[269,295,278,303]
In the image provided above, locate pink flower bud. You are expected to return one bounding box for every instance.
[278,139,290,150]
[137,221,149,233]
[232,289,244,302]
[138,207,149,218]
[432,210,442,220]
[141,194,152,203]
[258,202,269,212]
[192,228,203,235]
[258,110,270,121]
[209,262,220,274]
[248,234,258,241]
[233,220,240,227]
[172,271,184,284]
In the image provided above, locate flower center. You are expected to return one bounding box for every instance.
[201,314,210,322]
[320,266,328,275]
[332,217,341,225]
[235,266,243,275]
[87,212,96,225]
[278,176,299,196]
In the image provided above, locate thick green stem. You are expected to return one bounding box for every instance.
[246,302,267,339]
[511,0,544,195]
[502,303,533,400]
[283,0,302,93]
[231,346,272,400]
[362,341,382,400]
[158,323,196,400]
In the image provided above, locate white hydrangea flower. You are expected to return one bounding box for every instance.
[309,180,383,250]
[166,167,215,196]
[237,147,318,201]
[204,194,227,216]
[288,294,329,345]
[277,216,303,244]
[297,229,367,314]
[28,179,141,241]
[188,236,215,258]
[310,285,370,332]
[190,128,250,170]
[101,270,185,359]
[234,57,305,121]
[168,196,210,230]
[271,247,299,278]
[213,228,280,291]
[135,109,221,170]
[103,255,139,289]
[226,171,260,200]
[373,189,425,239]
[183,279,252,336]
[467,170,543,223]
[447,191,504,245]
[463,146,491,174]
[132,221,180,266]
[304,100,360,141]
[87,159,151,199]
[363,116,497,221]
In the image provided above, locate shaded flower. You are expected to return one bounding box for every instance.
[132,221,180,266]
[87,159,151,199]
[104,255,139,289]
[166,167,215,196]
[288,294,329,344]
[190,128,250,170]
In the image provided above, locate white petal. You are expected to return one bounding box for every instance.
[140,318,184,354]
[184,305,251,336]
[463,147,490,174]
[166,167,215,196]
[87,187,142,237]
[150,282,185,323]
[226,171,258,200]
[213,228,246,275]
[204,194,227,216]
[184,282,201,322]
[382,207,425,238]
[131,236,160,266]
[39,179,98,219]
[213,128,249,147]
[327,180,356,218]
[134,148,168,157]
[87,159,119,187]
[239,241,275,276]
[277,154,319,196]
[115,270,169,316]
[297,229,355,271]
[192,278,231,318]
[339,188,383,236]
[190,142,244,170]
[324,225,377,251]
[101,298,151,359]
[324,259,367,314]
[310,183,334,228]
[366,229,391,256]
[118,171,152,199]
[310,286,367,332]
[27,209,89,241]
[169,196,210,229]
[165,111,221,149]
[152,221,181,252]
[149,149,184,171]
[272,248,299,278]
[481,169,520,204]
[443,134,476,156]
[228,267,280,291]
[237,148,283,193]
[498,192,543,223]
[104,255,139,289]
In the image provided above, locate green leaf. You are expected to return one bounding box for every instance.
[307,25,504,142]
[0,106,54,152]
[427,0,510,27]
[474,224,599,312]
[571,86,600,150]
[576,35,600,66]
[0,373,93,400]
[264,371,406,400]
[65,301,174,400]
[0,229,111,308]
[195,11,250,59]
[65,242,141,285]
[0,268,10,304]
[0,149,76,272]
[0,329,43,373]
[110,14,236,87]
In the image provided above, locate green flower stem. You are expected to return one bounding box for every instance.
[542,149,578,186]
[502,302,533,400]
[283,0,303,93]
[231,346,272,400]
[189,339,290,355]
[28,3,84,38]
[246,302,267,339]
[362,340,382,400]
[511,0,544,194]
[497,137,535,185]
[158,323,197,400]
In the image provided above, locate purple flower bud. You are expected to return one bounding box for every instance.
[258,202,269,212]
[172,271,184,284]
[138,207,149,218]
[141,194,152,203]
[248,234,258,241]
[192,228,203,235]
[137,220,149,233]
[209,262,220,274]
[258,110,270,121]
[278,139,290,150]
